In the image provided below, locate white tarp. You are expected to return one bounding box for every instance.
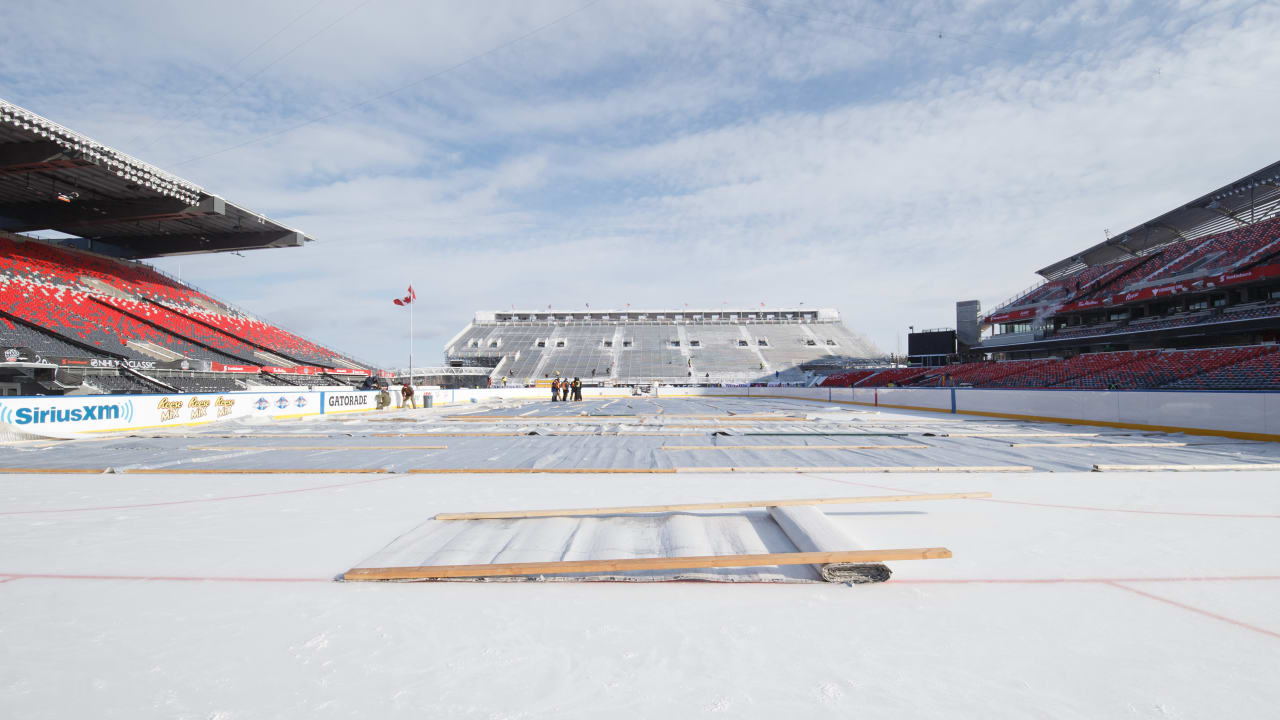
[349,506,887,583]
[768,504,890,583]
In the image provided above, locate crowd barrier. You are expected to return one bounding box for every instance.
[2,385,1276,442]
[416,384,1280,440]
[683,385,1280,441]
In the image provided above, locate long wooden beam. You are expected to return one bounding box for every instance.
[941,432,1098,438]
[124,468,389,474]
[660,444,929,451]
[187,445,448,451]
[407,465,1026,474]
[409,468,677,474]
[372,432,708,437]
[435,491,991,520]
[1011,442,1186,448]
[441,415,806,422]
[342,547,953,581]
[675,465,1031,473]
[1093,463,1280,472]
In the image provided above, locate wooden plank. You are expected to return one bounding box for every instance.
[435,490,992,520]
[441,415,805,422]
[941,432,1098,438]
[660,444,929,451]
[408,468,677,474]
[123,468,389,474]
[674,465,1032,473]
[1018,439,1167,447]
[652,415,808,421]
[371,432,705,437]
[1092,463,1280,472]
[665,420,803,425]
[0,467,110,474]
[729,431,909,437]
[343,547,953,581]
[187,445,447,451]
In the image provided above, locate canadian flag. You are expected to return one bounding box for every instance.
[392,285,416,306]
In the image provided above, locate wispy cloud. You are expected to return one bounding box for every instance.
[2,0,1276,366]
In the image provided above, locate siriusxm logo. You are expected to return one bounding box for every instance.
[255,397,270,411]
[276,397,290,410]
[295,396,307,408]
[0,400,133,426]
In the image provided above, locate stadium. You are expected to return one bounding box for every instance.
[3,4,1280,718]
[443,306,879,385]
[820,161,1280,391]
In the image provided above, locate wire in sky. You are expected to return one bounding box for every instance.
[715,0,1255,90]
[143,0,380,155]
[124,0,331,148]
[712,0,1015,54]
[172,0,606,168]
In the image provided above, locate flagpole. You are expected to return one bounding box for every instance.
[409,288,415,384]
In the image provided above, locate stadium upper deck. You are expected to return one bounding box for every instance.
[0,100,372,395]
[978,160,1280,354]
[445,308,881,385]
[0,98,312,258]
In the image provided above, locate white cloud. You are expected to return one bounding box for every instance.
[2,0,1277,367]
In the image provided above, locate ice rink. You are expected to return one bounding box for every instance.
[2,396,1277,718]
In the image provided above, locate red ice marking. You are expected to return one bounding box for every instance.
[0,572,331,583]
[806,473,1280,519]
[982,497,1280,519]
[0,475,397,516]
[0,572,1277,586]
[1104,580,1280,641]
[894,576,1280,585]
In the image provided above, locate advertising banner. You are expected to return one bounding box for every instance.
[321,390,378,413]
[211,363,261,373]
[2,347,37,363]
[0,389,372,438]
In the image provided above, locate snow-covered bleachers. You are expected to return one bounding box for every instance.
[449,309,878,383]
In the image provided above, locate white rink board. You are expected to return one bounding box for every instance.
[1,383,1276,438]
[436,385,1280,438]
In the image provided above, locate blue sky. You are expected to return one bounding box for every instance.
[2,0,1278,368]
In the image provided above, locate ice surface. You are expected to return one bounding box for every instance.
[1,397,1277,718]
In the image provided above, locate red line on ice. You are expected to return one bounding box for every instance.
[0,572,1276,586]
[1104,580,1280,641]
[894,576,1280,585]
[808,474,1280,519]
[0,572,331,583]
[0,475,397,516]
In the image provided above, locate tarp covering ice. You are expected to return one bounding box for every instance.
[349,510,849,583]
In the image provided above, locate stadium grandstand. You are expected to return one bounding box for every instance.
[820,160,1280,390]
[0,99,373,395]
[444,307,882,386]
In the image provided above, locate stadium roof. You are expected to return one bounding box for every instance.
[1038,159,1280,280]
[0,98,313,259]
[476,307,841,322]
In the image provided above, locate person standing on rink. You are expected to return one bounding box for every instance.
[572,377,583,401]
[551,378,560,402]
